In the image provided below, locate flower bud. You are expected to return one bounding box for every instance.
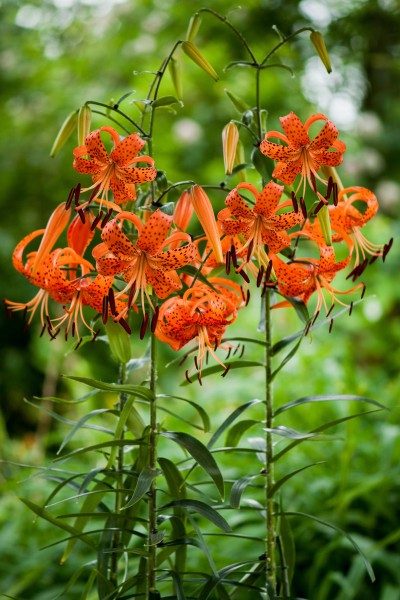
[50,111,78,157]
[77,104,92,146]
[168,56,183,100]
[222,122,239,175]
[181,41,219,81]
[224,89,250,113]
[186,12,202,42]
[190,185,223,264]
[310,30,332,74]
[174,190,193,232]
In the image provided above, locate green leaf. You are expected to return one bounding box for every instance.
[57,408,113,454]
[274,394,388,416]
[279,511,375,582]
[279,501,296,589]
[251,146,271,181]
[271,337,303,380]
[198,559,264,600]
[264,426,318,440]
[19,498,97,549]
[126,355,150,372]
[160,431,224,499]
[53,439,144,462]
[225,419,259,447]
[123,466,160,509]
[181,360,263,385]
[152,95,183,108]
[208,399,263,448]
[158,457,186,500]
[64,375,154,402]
[161,500,231,532]
[230,474,261,509]
[158,393,210,432]
[270,462,325,496]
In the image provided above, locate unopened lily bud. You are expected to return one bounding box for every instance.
[181,41,219,81]
[224,89,249,113]
[310,30,332,74]
[77,104,92,146]
[31,203,71,274]
[168,56,183,100]
[317,204,332,246]
[222,121,239,175]
[190,185,223,264]
[174,190,194,232]
[235,140,247,182]
[105,319,132,364]
[50,110,78,157]
[186,12,202,42]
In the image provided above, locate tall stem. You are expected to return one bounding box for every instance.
[110,361,128,586]
[264,290,277,592]
[147,327,158,595]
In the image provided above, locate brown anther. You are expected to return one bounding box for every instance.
[64,329,68,341]
[239,345,245,358]
[90,210,103,231]
[310,171,317,193]
[256,266,265,288]
[46,315,52,330]
[102,295,109,324]
[150,306,159,333]
[118,317,132,334]
[66,186,75,210]
[238,269,250,284]
[72,322,76,338]
[178,353,188,366]
[245,289,250,306]
[313,199,326,215]
[77,209,86,224]
[92,329,101,342]
[74,183,81,206]
[233,343,241,356]
[349,301,353,316]
[333,182,338,206]
[291,191,299,213]
[40,323,46,337]
[225,250,231,275]
[197,372,203,386]
[369,254,379,265]
[304,321,311,336]
[246,240,254,263]
[326,303,335,317]
[75,337,83,350]
[226,347,232,360]
[221,364,231,378]
[361,283,366,299]
[22,306,28,321]
[108,288,116,315]
[299,196,308,219]
[101,208,113,229]
[89,184,101,202]
[185,370,192,384]
[382,238,393,262]
[230,244,238,268]
[140,312,149,340]
[128,283,136,308]
[265,261,273,282]
[312,310,320,325]
[329,318,334,333]
[194,354,199,370]
[326,176,333,200]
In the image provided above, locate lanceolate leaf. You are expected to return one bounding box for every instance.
[271,337,303,380]
[270,462,325,496]
[160,499,231,532]
[64,376,154,402]
[278,511,375,582]
[158,394,210,432]
[230,474,261,509]
[57,408,113,454]
[274,394,388,416]
[54,439,145,463]
[158,457,186,500]
[208,399,263,449]
[160,431,224,498]
[225,419,259,448]
[264,426,318,440]
[198,559,266,600]
[123,466,160,509]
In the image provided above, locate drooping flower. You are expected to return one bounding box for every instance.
[93,208,197,321]
[260,112,346,194]
[73,126,157,205]
[155,278,244,380]
[218,181,302,272]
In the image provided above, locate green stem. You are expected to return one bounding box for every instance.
[264,290,277,592]
[261,26,314,65]
[110,361,128,587]
[147,323,158,596]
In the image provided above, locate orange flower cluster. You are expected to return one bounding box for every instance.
[6,116,391,374]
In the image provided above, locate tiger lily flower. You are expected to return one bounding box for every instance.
[270,237,363,318]
[155,278,244,380]
[218,181,302,268]
[93,208,197,321]
[260,112,346,196]
[73,126,157,205]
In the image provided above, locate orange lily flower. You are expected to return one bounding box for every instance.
[155,278,244,380]
[218,181,302,267]
[93,208,197,320]
[270,235,363,318]
[73,126,157,205]
[260,112,346,194]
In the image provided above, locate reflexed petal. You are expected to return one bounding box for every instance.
[118,162,157,184]
[262,230,291,253]
[110,178,137,204]
[309,120,339,151]
[272,158,303,184]
[12,230,44,275]
[73,155,105,174]
[110,132,145,166]
[280,112,310,147]
[155,242,197,270]
[259,139,300,161]
[137,209,173,255]
[146,268,182,298]
[254,181,284,216]
[96,256,133,276]
[101,219,136,257]
[313,150,344,167]
[225,187,254,220]
[85,129,111,163]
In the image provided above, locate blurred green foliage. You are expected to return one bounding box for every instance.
[1,0,399,598]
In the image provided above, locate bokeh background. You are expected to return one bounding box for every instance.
[1,0,399,598]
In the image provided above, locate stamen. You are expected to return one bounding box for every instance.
[245,289,250,306]
[92,329,101,342]
[128,283,136,309]
[72,322,76,338]
[75,337,83,350]
[304,321,311,336]
[225,250,231,275]
[78,209,86,224]
[74,183,81,206]
[312,310,320,325]
[179,353,188,366]
[310,171,317,193]
[361,283,366,299]
[382,238,393,262]
[238,269,250,284]
[40,323,46,337]
[185,370,192,384]
[197,372,203,386]
[264,261,273,283]
[150,306,159,333]
[326,176,333,200]
[349,301,353,316]
[108,288,116,315]
[332,183,338,206]
[233,343,241,356]
[89,184,101,202]
[291,191,299,213]
[46,315,52,330]
[194,355,199,370]
[329,318,334,333]
[246,240,254,263]
[369,254,379,265]
[22,306,28,321]
[101,208,113,229]
[66,186,75,210]
[326,304,335,317]
[140,312,149,340]
[102,295,109,324]
[230,244,238,268]
[91,210,103,231]
[119,317,132,334]
[256,266,264,288]
[221,364,231,377]
[226,347,232,360]
[313,199,326,215]
[239,345,245,358]
[299,197,308,219]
